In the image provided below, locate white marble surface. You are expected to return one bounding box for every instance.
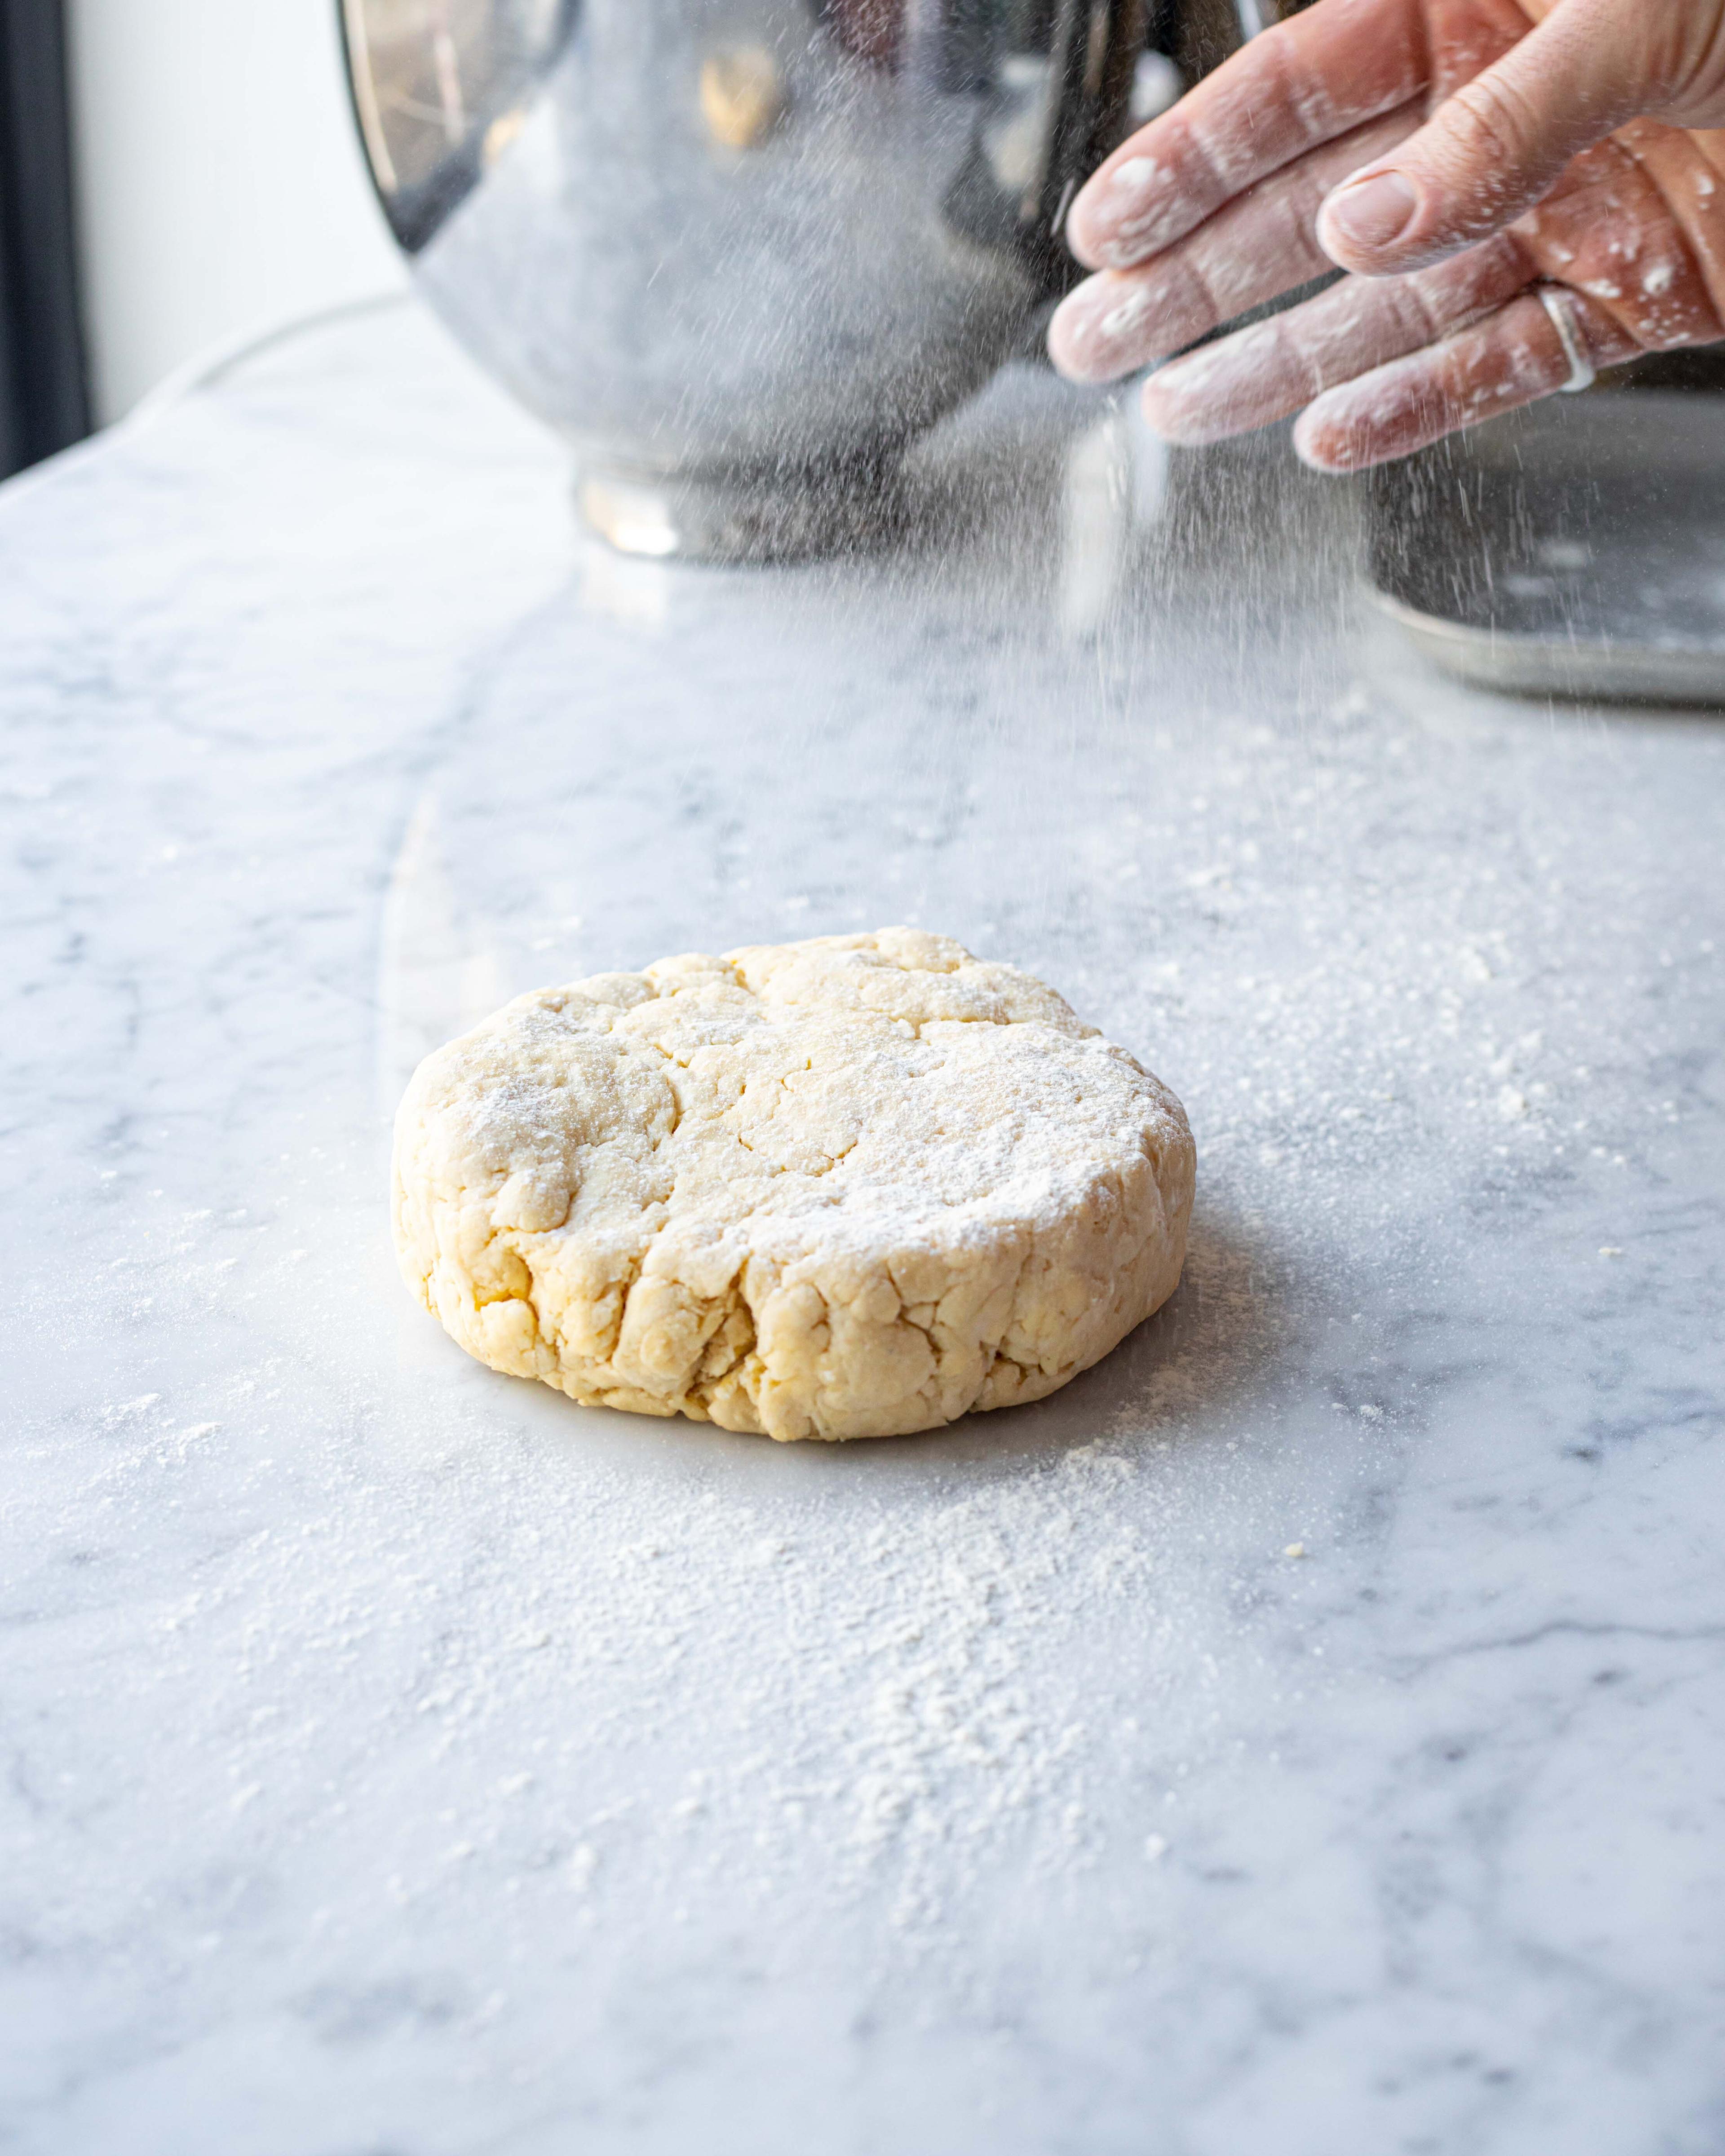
[4,299,1725,2156]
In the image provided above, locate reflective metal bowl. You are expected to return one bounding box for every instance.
[339,0,1175,558]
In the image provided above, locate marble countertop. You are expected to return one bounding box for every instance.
[5,298,1723,2156]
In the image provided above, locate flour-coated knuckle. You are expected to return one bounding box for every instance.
[391,930,1195,1440]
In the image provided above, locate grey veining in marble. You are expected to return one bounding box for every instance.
[4,299,1724,2156]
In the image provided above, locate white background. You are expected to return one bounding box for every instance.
[66,0,405,423]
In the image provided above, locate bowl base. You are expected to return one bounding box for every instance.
[575,457,907,565]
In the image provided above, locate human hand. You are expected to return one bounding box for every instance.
[1047,0,1725,470]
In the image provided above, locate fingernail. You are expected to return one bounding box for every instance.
[1321,169,1418,257]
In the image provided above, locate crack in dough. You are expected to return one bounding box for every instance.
[392,929,1195,1441]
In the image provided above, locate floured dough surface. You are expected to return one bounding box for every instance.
[392,929,1195,1441]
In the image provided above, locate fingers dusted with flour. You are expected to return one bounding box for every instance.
[1314,0,1656,275]
[1141,134,1725,466]
[1062,0,1446,271]
[1292,288,1639,468]
[1049,0,1725,470]
[1050,106,1421,381]
[1141,234,1535,441]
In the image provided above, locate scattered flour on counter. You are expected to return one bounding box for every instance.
[414,1227,1290,1944]
[841,1447,1148,1891]
[145,1248,1286,1963]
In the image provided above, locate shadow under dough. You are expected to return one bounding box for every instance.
[803,1206,1301,1478]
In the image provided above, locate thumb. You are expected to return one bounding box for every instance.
[1315,0,1651,275]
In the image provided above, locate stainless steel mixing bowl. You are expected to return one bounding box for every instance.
[339,0,1177,558]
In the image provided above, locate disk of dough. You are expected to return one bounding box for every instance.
[392,929,1195,1441]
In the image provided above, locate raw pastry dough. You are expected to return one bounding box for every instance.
[392,929,1194,1440]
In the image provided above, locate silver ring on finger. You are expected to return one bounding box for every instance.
[1536,285,1597,395]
